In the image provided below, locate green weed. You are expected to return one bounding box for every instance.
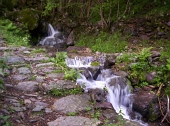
[49,86,83,97]
[76,32,127,53]
[0,18,30,47]
[0,115,11,126]
[66,112,77,116]
[31,48,46,54]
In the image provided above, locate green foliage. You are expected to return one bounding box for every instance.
[0,57,10,89]
[31,48,46,54]
[0,115,11,126]
[91,61,100,67]
[50,52,67,70]
[64,68,80,81]
[85,107,92,111]
[116,47,169,87]
[0,19,30,46]
[66,112,77,116]
[136,47,153,61]
[76,32,127,53]
[42,0,57,16]
[166,59,170,70]
[50,52,80,82]
[91,110,100,120]
[49,86,83,97]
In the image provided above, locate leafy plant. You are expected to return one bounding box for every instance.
[91,61,100,66]
[91,110,100,120]
[0,115,11,126]
[50,52,80,82]
[49,86,83,97]
[0,19,30,46]
[42,0,57,16]
[0,57,10,89]
[86,107,92,111]
[64,68,80,81]
[50,52,67,69]
[31,48,46,54]
[66,112,77,116]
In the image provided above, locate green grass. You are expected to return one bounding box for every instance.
[0,18,30,47]
[75,32,128,53]
[31,48,46,54]
[49,86,83,97]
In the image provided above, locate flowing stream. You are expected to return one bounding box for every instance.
[38,24,65,46]
[41,24,147,125]
[66,56,147,126]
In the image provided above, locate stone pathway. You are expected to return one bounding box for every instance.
[0,38,142,126]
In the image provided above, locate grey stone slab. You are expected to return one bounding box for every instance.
[52,94,92,114]
[47,116,101,126]
[15,81,39,92]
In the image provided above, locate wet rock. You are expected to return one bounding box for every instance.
[18,67,31,74]
[47,116,101,126]
[113,70,128,78]
[133,89,158,118]
[15,81,39,92]
[88,88,106,102]
[95,102,113,109]
[79,67,100,80]
[7,56,25,63]
[107,76,127,88]
[52,94,92,113]
[66,30,74,46]
[42,80,76,91]
[104,54,116,68]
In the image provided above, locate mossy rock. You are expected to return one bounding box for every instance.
[148,102,160,121]
[8,8,39,31]
[1,0,18,11]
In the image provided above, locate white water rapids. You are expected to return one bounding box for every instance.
[66,56,132,119]
[66,56,148,126]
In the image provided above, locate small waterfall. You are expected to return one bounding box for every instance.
[66,56,147,125]
[38,24,65,46]
[66,57,132,116]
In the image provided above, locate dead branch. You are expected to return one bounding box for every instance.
[156,83,163,96]
[161,95,170,123]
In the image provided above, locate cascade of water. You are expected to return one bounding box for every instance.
[38,24,65,46]
[106,76,132,119]
[48,24,56,36]
[65,56,93,68]
[66,56,147,125]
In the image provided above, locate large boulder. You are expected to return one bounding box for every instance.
[133,89,161,121]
